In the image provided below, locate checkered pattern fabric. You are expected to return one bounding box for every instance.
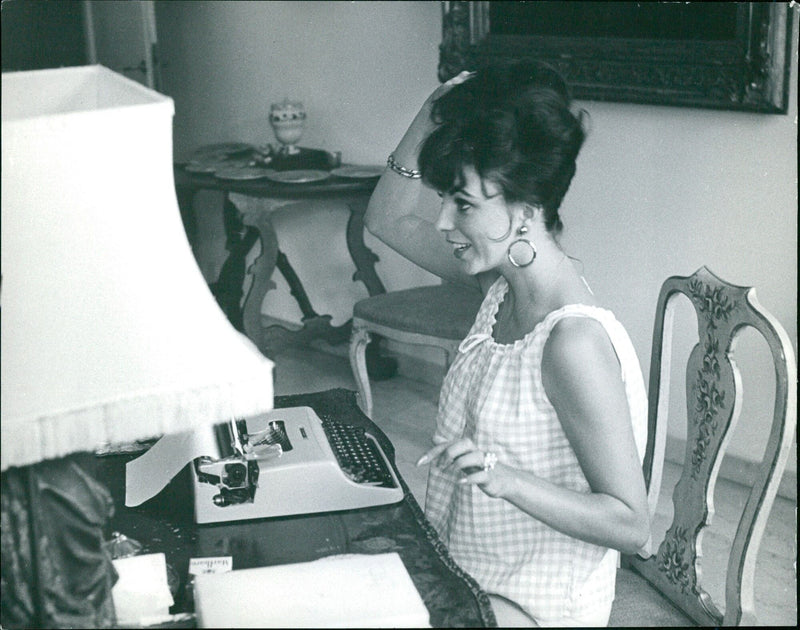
[425,276,648,627]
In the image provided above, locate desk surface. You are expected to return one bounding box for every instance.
[99,389,495,628]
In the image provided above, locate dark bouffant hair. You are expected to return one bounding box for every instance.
[418,60,587,234]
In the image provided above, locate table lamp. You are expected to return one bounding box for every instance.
[1,66,275,627]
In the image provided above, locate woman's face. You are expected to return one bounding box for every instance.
[435,166,514,275]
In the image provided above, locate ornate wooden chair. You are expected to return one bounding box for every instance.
[609,266,796,626]
[349,282,483,418]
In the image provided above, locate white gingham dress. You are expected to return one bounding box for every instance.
[425,276,648,626]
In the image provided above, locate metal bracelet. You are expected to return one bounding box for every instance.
[387,153,422,179]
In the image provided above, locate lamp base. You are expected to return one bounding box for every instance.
[1,453,118,628]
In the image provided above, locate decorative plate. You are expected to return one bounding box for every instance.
[331,165,384,179]
[184,161,219,174]
[265,169,331,184]
[214,166,270,181]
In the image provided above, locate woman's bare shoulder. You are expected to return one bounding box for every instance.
[541,315,620,384]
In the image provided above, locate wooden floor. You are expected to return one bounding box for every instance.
[271,344,797,627]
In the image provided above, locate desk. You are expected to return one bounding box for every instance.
[174,167,386,355]
[98,389,496,628]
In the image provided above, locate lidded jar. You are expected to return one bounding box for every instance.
[269,99,306,154]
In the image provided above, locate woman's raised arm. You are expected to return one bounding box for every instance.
[364,73,481,288]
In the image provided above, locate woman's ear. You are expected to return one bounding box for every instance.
[507,203,533,231]
[521,203,541,222]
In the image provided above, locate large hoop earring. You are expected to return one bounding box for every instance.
[507,238,537,267]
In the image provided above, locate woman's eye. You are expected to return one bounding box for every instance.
[455,200,472,213]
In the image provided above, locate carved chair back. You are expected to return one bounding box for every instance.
[623,266,796,625]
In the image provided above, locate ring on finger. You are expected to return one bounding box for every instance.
[482,451,498,472]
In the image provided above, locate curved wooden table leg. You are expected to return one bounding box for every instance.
[240,207,280,351]
[275,250,320,321]
[211,196,262,331]
[345,196,386,296]
[232,194,352,355]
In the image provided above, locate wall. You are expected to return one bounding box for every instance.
[562,73,798,491]
[155,1,796,483]
[157,0,441,323]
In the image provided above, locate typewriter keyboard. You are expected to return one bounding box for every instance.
[321,420,397,488]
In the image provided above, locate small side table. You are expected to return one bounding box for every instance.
[174,167,391,363]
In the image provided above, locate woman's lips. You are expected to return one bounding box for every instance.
[448,240,471,258]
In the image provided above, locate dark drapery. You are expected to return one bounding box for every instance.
[1,453,118,628]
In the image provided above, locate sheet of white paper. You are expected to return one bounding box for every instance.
[112,553,174,624]
[125,425,221,506]
[194,552,431,628]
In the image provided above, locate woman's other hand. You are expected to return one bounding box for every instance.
[417,436,508,498]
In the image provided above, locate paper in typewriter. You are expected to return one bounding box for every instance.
[125,425,221,506]
[193,552,431,628]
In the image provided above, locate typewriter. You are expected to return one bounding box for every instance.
[189,406,404,523]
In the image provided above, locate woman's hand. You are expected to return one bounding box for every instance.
[403,70,476,151]
[404,70,476,146]
[425,70,475,106]
[417,436,508,498]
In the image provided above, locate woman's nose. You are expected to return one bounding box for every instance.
[435,198,455,232]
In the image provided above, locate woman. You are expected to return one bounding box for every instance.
[364,61,650,627]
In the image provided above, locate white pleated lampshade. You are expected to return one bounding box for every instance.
[1,66,274,471]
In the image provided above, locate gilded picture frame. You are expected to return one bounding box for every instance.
[439,2,794,114]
